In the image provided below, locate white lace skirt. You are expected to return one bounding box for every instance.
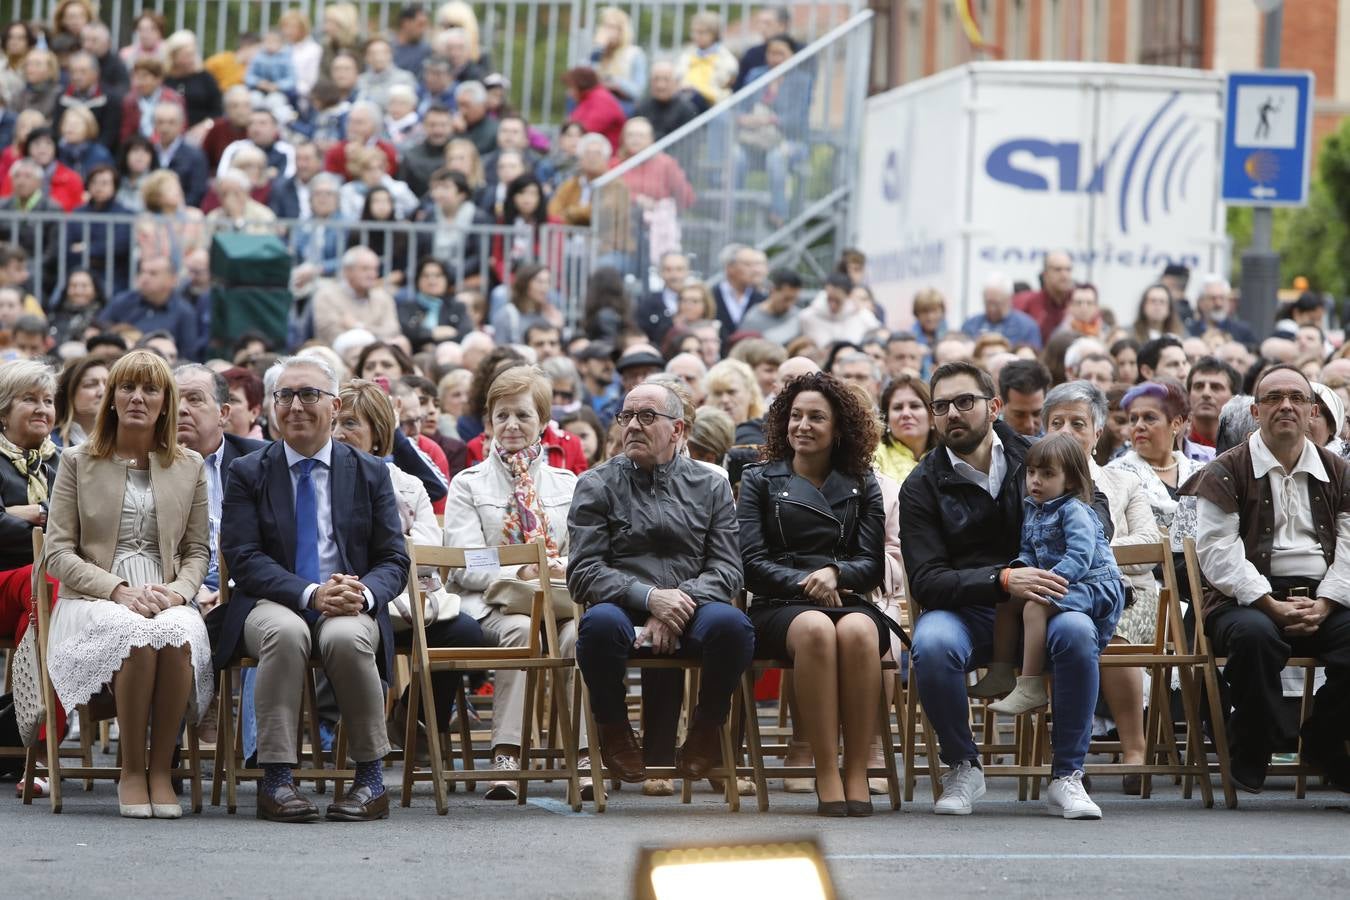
[46,598,215,723]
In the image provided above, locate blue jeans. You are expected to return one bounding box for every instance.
[576,601,754,727]
[911,605,1102,777]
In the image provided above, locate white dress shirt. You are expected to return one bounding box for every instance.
[1195,432,1350,607]
[203,439,225,581]
[717,281,753,327]
[284,439,375,611]
[946,428,1007,499]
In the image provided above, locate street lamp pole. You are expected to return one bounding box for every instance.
[1238,2,1284,330]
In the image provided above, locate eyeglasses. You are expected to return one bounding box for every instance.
[615,409,679,427]
[929,394,990,417]
[1257,391,1311,407]
[273,387,336,407]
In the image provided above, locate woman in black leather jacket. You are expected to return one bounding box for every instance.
[738,372,887,816]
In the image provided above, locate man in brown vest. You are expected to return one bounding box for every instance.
[1186,364,1350,793]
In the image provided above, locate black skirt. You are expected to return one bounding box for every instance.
[748,597,891,660]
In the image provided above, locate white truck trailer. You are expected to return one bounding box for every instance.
[853,62,1228,330]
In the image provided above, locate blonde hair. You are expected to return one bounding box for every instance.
[486,365,552,426]
[706,358,765,419]
[912,287,946,315]
[729,337,787,370]
[162,29,201,72]
[140,169,182,212]
[436,1,482,60]
[0,359,56,426]
[88,350,183,465]
[339,379,397,457]
[322,2,361,48]
[60,104,99,142]
[278,8,311,40]
[445,138,485,189]
[594,7,635,80]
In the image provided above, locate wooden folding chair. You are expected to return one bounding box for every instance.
[1182,537,1323,807]
[22,529,203,813]
[737,596,902,812]
[210,548,353,813]
[401,538,581,814]
[572,600,747,813]
[1011,540,1216,804]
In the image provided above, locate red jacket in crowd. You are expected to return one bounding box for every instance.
[463,423,589,476]
[569,86,627,154]
[0,161,84,212]
[119,86,186,144]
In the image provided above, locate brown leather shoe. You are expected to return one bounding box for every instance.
[326,784,390,822]
[676,720,723,779]
[256,782,320,823]
[597,723,646,783]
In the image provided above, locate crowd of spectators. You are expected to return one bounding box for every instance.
[0,2,1346,824]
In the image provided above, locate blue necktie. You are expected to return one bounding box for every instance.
[293,458,320,586]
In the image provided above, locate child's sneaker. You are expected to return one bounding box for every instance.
[988,675,1049,714]
[967,663,1016,699]
[934,760,985,815]
[1047,770,1102,819]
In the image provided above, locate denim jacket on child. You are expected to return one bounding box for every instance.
[1017,493,1121,585]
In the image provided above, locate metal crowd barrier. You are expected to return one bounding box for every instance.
[0,209,594,328]
[12,0,861,128]
[590,9,872,280]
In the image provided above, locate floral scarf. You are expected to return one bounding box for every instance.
[0,432,57,504]
[494,440,558,556]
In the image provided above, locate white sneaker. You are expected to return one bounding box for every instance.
[1047,770,1102,820]
[934,760,985,815]
[484,754,520,800]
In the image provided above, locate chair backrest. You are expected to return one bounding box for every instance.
[1180,536,1212,656]
[30,529,57,684]
[407,538,556,661]
[1107,539,1180,655]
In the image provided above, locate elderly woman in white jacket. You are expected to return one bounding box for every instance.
[442,365,581,801]
[1042,381,1164,795]
[334,380,487,742]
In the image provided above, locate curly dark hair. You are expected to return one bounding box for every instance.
[761,371,879,477]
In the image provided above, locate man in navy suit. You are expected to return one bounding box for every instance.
[711,244,767,349]
[153,103,210,207]
[220,356,409,823]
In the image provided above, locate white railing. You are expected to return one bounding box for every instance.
[13,0,862,127]
[590,9,872,281]
[0,209,594,330]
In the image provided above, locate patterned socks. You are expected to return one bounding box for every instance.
[261,763,293,797]
[262,761,384,797]
[354,760,385,797]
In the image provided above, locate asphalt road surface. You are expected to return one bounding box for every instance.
[5,753,1348,899]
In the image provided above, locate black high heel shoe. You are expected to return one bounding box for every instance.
[816,792,847,817]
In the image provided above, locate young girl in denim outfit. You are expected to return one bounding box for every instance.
[970,433,1126,714]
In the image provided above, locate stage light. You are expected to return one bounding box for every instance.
[633,839,835,900]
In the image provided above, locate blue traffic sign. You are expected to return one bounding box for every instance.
[1221,70,1314,206]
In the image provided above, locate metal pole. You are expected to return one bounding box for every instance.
[1238,4,1283,333]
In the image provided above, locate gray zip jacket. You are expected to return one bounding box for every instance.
[566,453,744,612]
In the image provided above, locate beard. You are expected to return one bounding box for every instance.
[940,418,990,456]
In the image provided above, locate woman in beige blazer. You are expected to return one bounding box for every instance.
[45,350,211,820]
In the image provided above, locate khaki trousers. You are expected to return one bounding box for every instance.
[244,599,391,765]
[478,609,584,750]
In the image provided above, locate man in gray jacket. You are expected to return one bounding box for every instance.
[569,382,752,783]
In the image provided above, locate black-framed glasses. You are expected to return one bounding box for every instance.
[929,393,990,417]
[615,409,679,427]
[1257,390,1311,407]
[273,387,336,407]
